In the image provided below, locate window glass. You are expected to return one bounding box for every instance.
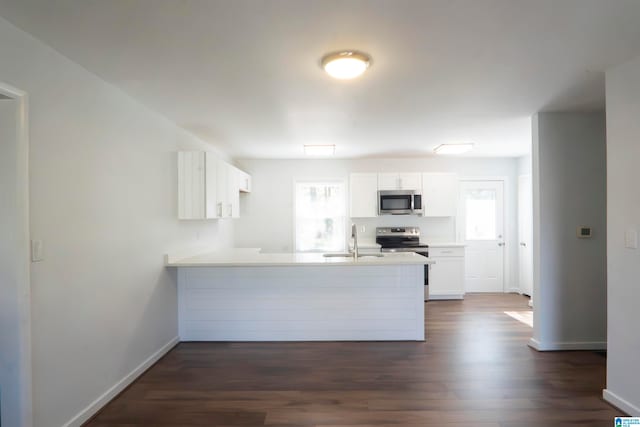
[464,189,497,240]
[295,182,346,252]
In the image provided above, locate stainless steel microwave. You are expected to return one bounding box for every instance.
[378,190,423,215]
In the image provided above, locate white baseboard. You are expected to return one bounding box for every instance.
[62,336,179,427]
[603,389,640,416]
[428,294,464,300]
[528,337,607,351]
[507,287,522,294]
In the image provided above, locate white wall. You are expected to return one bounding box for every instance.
[603,55,640,415]
[517,153,533,296]
[517,154,532,175]
[0,17,234,426]
[236,157,520,289]
[531,112,607,351]
[0,96,28,427]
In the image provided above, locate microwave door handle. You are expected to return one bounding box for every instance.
[410,195,415,212]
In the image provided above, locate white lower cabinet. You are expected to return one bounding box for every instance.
[429,247,465,300]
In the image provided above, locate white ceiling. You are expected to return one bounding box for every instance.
[2,0,640,159]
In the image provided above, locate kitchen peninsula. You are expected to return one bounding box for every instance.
[166,251,432,342]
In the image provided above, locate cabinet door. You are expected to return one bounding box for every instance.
[227,165,240,219]
[178,151,205,219]
[216,160,229,218]
[204,152,218,219]
[350,173,378,217]
[398,173,421,191]
[422,173,458,217]
[378,173,399,190]
[237,170,251,193]
[429,257,465,299]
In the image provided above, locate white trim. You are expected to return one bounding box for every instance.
[0,82,32,427]
[62,337,179,427]
[528,337,607,351]
[428,294,464,300]
[507,287,522,294]
[603,389,639,416]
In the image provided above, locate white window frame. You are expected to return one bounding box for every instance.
[292,179,347,253]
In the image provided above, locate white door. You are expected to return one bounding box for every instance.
[518,175,534,297]
[459,180,505,292]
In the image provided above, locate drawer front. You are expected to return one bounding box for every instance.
[429,247,464,257]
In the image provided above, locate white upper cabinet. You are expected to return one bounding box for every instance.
[204,152,218,219]
[178,151,218,219]
[178,151,249,220]
[236,169,252,193]
[217,161,241,219]
[350,173,378,218]
[421,173,458,217]
[377,173,421,191]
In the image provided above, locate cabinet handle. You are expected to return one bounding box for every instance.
[217,202,223,217]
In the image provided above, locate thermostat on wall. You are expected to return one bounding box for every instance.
[577,226,592,238]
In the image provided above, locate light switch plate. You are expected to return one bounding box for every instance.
[625,229,638,249]
[31,239,44,262]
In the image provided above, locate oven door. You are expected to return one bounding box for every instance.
[378,191,414,215]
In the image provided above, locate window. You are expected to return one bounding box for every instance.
[295,181,346,252]
[463,188,497,240]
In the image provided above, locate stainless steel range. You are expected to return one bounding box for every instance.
[376,227,429,300]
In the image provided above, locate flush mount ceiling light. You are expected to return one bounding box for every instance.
[433,143,475,155]
[304,144,336,156]
[321,51,371,79]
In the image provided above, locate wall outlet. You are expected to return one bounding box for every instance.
[625,229,638,249]
[31,239,44,262]
[577,226,592,238]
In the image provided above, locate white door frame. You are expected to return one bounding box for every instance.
[457,176,509,293]
[0,82,32,427]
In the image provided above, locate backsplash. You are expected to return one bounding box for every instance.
[350,216,456,243]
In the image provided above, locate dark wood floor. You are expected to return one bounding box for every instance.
[85,294,620,426]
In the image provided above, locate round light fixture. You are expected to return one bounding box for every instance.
[321,51,371,79]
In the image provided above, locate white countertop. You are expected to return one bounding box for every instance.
[423,242,466,248]
[166,251,432,267]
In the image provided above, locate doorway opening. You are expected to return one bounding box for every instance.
[458,179,506,293]
[457,177,533,330]
[0,83,32,427]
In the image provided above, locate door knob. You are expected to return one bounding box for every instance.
[498,242,505,247]
[520,242,527,247]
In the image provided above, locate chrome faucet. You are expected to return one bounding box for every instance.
[351,223,359,259]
